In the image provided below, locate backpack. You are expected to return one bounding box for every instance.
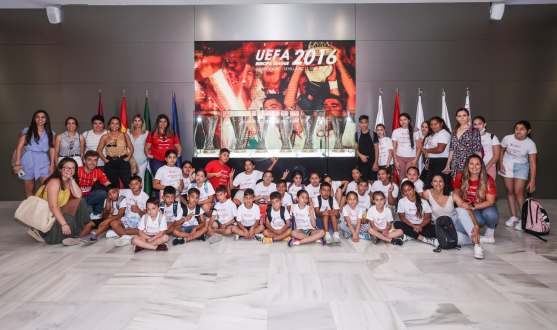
[287,182,305,193]
[112,195,126,210]
[142,213,164,228]
[317,195,334,210]
[434,216,459,251]
[190,181,209,194]
[160,200,180,217]
[266,206,287,224]
[186,204,203,225]
[521,194,550,241]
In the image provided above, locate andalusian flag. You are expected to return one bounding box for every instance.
[143,91,153,196]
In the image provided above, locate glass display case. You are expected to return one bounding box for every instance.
[193,110,356,158]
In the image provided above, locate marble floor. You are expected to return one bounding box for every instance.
[2,200,557,329]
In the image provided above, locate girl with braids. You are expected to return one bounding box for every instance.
[453,155,499,244]
[393,180,439,247]
[392,113,423,181]
[445,108,482,178]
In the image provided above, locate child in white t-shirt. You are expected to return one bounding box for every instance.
[207,185,237,243]
[160,186,185,235]
[179,160,195,205]
[111,177,149,247]
[172,187,208,245]
[366,191,403,245]
[356,180,372,209]
[288,190,325,246]
[370,168,399,210]
[313,182,341,244]
[232,188,265,240]
[339,191,369,242]
[340,167,371,210]
[276,180,294,212]
[259,191,292,243]
[401,166,424,197]
[153,150,183,200]
[285,170,306,203]
[375,124,394,168]
[189,169,215,217]
[232,157,278,205]
[323,175,348,206]
[254,170,277,205]
[131,197,170,252]
[305,172,322,199]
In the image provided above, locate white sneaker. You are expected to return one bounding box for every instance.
[402,234,414,242]
[333,232,341,244]
[114,235,132,246]
[106,230,119,238]
[514,222,523,231]
[485,227,495,238]
[473,244,484,259]
[324,233,333,245]
[90,212,102,220]
[235,234,240,241]
[505,216,520,227]
[422,237,439,248]
[480,235,495,244]
[254,233,264,241]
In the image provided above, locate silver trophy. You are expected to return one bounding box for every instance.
[202,116,218,153]
[300,115,318,152]
[279,115,294,152]
[256,114,269,152]
[331,115,347,152]
[231,116,249,151]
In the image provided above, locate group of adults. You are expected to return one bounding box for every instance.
[12,110,181,244]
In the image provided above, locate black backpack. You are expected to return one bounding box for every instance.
[266,206,287,224]
[434,216,459,251]
[317,195,334,210]
[160,200,180,217]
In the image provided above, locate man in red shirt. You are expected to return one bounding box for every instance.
[79,150,111,219]
[205,148,232,197]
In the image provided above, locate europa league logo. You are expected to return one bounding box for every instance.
[203,116,218,153]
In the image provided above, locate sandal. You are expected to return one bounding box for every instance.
[27,228,45,242]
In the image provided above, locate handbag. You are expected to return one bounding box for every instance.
[11,146,26,167]
[129,156,139,174]
[14,188,56,233]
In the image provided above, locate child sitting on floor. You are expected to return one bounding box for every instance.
[131,197,170,252]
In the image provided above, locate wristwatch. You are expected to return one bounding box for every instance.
[471,203,476,210]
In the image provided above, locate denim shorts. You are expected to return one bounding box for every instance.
[182,225,196,233]
[499,160,530,180]
[121,216,141,229]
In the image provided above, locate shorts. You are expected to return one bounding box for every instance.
[299,228,317,235]
[182,225,196,233]
[215,220,236,228]
[234,190,245,203]
[499,160,529,180]
[243,225,253,230]
[91,219,103,228]
[121,216,141,229]
[369,226,394,233]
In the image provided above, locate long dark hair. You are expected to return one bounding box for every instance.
[452,108,470,137]
[25,110,54,148]
[43,157,79,190]
[515,120,532,138]
[426,116,450,141]
[401,180,423,218]
[399,113,415,149]
[151,114,175,139]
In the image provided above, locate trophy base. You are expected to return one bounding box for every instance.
[302,149,315,153]
[280,149,294,153]
[234,148,246,152]
[203,149,216,154]
[255,149,267,153]
[333,148,345,153]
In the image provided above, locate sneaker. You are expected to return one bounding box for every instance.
[254,233,264,241]
[235,234,240,241]
[422,237,439,248]
[173,237,185,245]
[208,234,222,244]
[480,235,495,244]
[114,236,132,247]
[391,238,403,246]
[288,238,300,247]
[485,227,495,238]
[333,232,341,244]
[283,236,291,242]
[316,238,325,245]
[197,234,206,242]
[79,233,97,244]
[27,228,45,242]
[263,237,273,244]
[505,216,520,227]
[133,245,144,253]
[402,234,414,242]
[359,233,371,241]
[324,234,333,245]
[156,243,169,251]
[343,231,351,239]
[62,237,81,246]
[514,222,523,231]
[106,230,119,238]
[473,244,484,259]
[90,212,102,220]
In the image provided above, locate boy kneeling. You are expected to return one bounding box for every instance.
[172,188,208,245]
[131,197,170,252]
[232,188,265,240]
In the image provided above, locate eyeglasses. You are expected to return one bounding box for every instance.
[62,167,76,172]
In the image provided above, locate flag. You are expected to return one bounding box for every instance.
[416,93,425,172]
[98,90,104,116]
[465,89,471,125]
[375,93,385,127]
[171,91,182,166]
[442,90,452,131]
[392,90,401,184]
[143,91,153,196]
[120,90,128,133]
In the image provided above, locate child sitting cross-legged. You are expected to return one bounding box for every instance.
[365,191,404,246]
[131,197,170,252]
[232,188,265,240]
[339,191,370,243]
[257,191,292,244]
[288,190,326,246]
[313,182,341,245]
[172,188,208,245]
[160,186,186,236]
[206,184,237,244]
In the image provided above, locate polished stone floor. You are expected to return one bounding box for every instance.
[1,199,557,329]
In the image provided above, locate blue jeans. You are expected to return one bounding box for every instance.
[84,189,107,215]
[149,158,166,178]
[455,205,499,245]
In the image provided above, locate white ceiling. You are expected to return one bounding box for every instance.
[3,0,557,9]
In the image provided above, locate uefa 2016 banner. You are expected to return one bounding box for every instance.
[194,41,356,112]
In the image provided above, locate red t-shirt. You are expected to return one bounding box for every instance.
[205,160,231,196]
[453,172,496,204]
[78,167,109,196]
[146,132,180,161]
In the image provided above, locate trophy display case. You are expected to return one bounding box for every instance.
[193,110,356,158]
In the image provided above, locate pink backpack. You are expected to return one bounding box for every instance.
[521,194,550,241]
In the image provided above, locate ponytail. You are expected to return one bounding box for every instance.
[515,120,532,139]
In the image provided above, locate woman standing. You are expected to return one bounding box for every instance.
[83,115,107,169]
[54,117,85,167]
[144,114,182,177]
[452,155,499,244]
[392,113,423,181]
[97,117,134,189]
[127,114,149,183]
[421,117,451,185]
[445,108,482,178]
[500,121,537,230]
[472,116,500,180]
[13,110,56,198]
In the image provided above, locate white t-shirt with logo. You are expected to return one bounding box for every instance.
[346,181,371,195]
[214,199,238,223]
[237,204,261,227]
[501,135,537,164]
[181,176,192,195]
[342,205,364,226]
[254,182,277,198]
[190,181,215,202]
[155,165,182,189]
[365,205,393,230]
[370,181,399,206]
[286,183,305,197]
[312,195,340,212]
[305,184,321,199]
[424,130,451,158]
[356,192,372,209]
[103,196,127,216]
[377,137,394,166]
[269,207,291,230]
[138,213,167,236]
[120,189,149,218]
[291,204,314,230]
[183,205,202,227]
[480,132,500,167]
[282,193,294,207]
[397,197,432,225]
[233,170,264,190]
[161,201,184,223]
[392,128,422,158]
[330,181,343,194]
[401,178,424,193]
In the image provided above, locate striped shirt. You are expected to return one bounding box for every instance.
[78,166,109,196]
[84,129,107,166]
